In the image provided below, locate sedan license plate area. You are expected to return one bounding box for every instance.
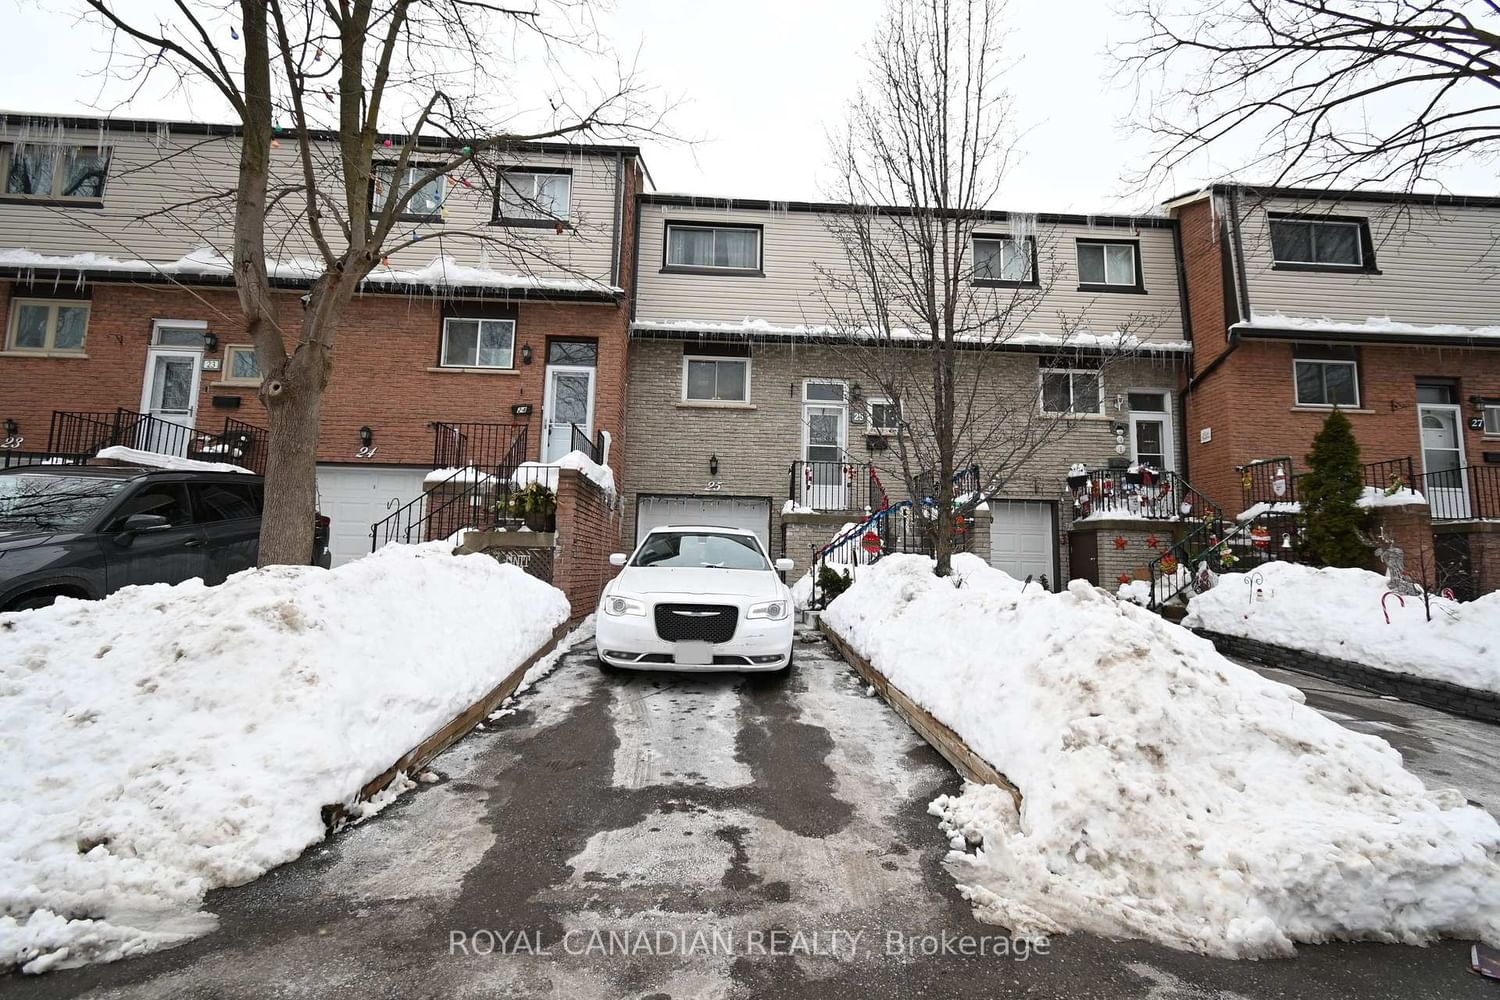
[673,641,713,665]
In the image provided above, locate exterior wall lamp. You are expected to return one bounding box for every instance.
[3,418,16,437]
[709,454,719,476]
[521,343,534,365]
[357,426,377,459]
[202,332,219,352]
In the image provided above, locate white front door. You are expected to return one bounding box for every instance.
[1127,392,1174,472]
[139,347,202,455]
[801,382,848,509]
[1419,404,1470,518]
[542,365,596,463]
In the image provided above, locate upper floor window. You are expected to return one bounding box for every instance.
[1485,403,1500,435]
[1076,239,1142,292]
[1269,214,1372,270]
[1,144,109,201]
[441,317,515,369]
[973,235,1034,286]
[868,397,901,433]
[664,223,762,274]
[372,164,445,221]
[496,169,571,223]
[6,299,89,353]
[1040,366,1101,415]
[1292,346,1360,407]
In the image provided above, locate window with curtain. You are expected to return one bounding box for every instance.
[665,224,762,271]
[1270,216,1366,268]
[497,170,571,221]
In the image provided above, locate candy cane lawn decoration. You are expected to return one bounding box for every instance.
[1381,591,1405,624]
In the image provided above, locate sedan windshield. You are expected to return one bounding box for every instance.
[632,531,769,570]
[0,474,127,530]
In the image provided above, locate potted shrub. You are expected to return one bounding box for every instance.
[1066,463,1089,491]
[517,481,557,532]
[493,492,525,531]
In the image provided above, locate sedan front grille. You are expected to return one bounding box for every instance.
[654,603,738,643]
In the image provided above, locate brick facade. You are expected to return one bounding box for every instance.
[621,338,1186,562]
[551,468,622,619]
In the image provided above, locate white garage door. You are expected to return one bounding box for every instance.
[317,465,431,568]
[989,500,1056,589]
[635,495,772,552]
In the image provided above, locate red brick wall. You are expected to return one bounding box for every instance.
[551,467,621,619]
[1184,340,1500,511]
[1176,198,1231,372]
[1,271,632,468]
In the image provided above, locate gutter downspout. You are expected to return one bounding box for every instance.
[609,152,624,289]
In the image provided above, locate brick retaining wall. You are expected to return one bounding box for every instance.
[1194,628,1500,725]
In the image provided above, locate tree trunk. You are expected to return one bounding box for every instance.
[258,380,322,567]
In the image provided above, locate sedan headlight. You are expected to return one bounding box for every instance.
[604,595,646,617]
[747,599,788,621]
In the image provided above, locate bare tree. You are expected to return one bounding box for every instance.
[81,0,661,565]
[1118,1,1500,193]
[820,0,1151,576]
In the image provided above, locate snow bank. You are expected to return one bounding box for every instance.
[512,450,617,498]
[0,543,569,973]
[1185,562,1500,694]
[424,465,497,486]
[95,446,251,474]
[823,554,1500,958]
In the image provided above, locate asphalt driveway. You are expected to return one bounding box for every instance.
[4,634,1492,999]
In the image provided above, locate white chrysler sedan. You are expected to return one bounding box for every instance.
[596,526,796,672]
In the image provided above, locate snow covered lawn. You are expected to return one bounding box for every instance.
[1185,562,1500,694]
[822,555,1500,959]
[0,543,569,974]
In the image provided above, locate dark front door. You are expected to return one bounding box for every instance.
[101,481,209,589]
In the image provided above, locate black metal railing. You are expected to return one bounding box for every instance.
[42,409,269,474]
[569,423,605,464]
[1,450,92,470]
[789,460,890,512]
[1067,466,1219,522]
[1425,464,1500,522]
[431,421,532,471]
[373,425,531,550]
[805,498,977,609]
[1238,455,1417,509]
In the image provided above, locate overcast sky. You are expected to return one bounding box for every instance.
[0,1,1490,214]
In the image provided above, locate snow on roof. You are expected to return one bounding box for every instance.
[96,446,252,474]
[1234,312,1500,344]
[0,247,621,297]
[632,317,1191,353]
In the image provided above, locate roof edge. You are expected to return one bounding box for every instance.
[637,193,1175,229]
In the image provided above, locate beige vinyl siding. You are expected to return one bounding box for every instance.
[1234,194,1500,327]
[0,121,623,283]
[635,202,1188,344]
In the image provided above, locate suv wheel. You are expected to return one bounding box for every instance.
[5,592,60,613]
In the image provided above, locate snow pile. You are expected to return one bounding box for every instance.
[512,450,617,498]
[1238,486,1426,520]
[95,446,252,474]
[823,554,1500,958]
[0,247,620,296]
[423,465,497,486]
[0,543,569,973]
[1185,562,1500,694]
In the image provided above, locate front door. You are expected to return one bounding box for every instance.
[1127,391,1174,472]
[1419,403,1469,518]
[801,381,848,509]
[542,365,596,463]
[140,348,202,456]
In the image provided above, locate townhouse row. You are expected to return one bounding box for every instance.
[2,113,1498,585]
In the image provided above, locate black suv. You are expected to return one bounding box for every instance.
[0,465,332,612]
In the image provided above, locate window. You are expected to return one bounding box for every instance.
[190,481,262,522]
[1269,215,1369,269]
[372,164,445,221]
[973,235,1033,285]
[2,143,109,200]
[152,320,206,348]
[7,299,89,353]
[441,317,515,369]
[683,356,750,402]
[1076,240,1141,291]
[222,346,264,385]
[1415,382,1456,405]
[108,482,192,531]
[1127,391,1167,412]
[1293,350,1360,407]
[496,169,571,222]
[869,398,901,433]
[1040,368,1101,415]
[1485,404,1500,435]
[664,223,762,272]
[547,339,598,366]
